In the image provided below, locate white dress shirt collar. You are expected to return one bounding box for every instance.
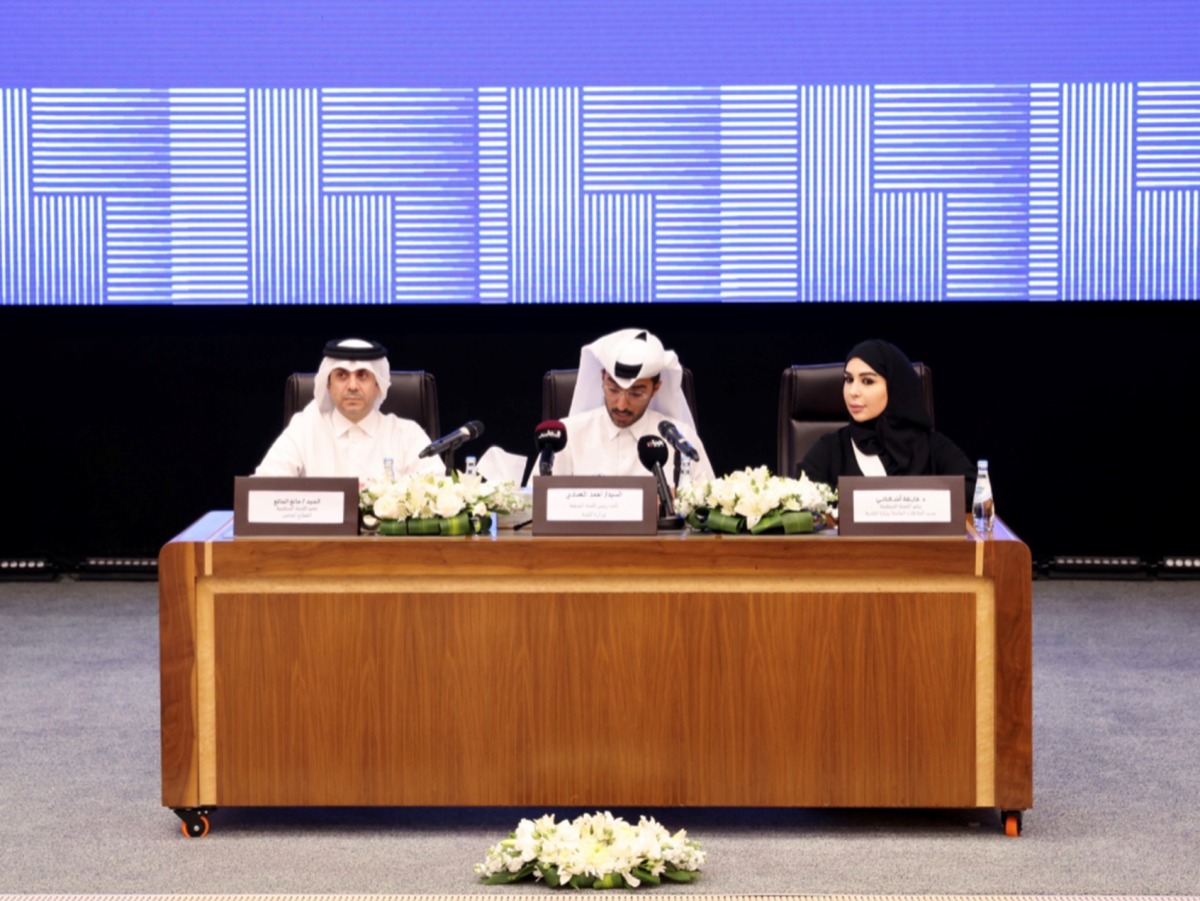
[331,407,382,438]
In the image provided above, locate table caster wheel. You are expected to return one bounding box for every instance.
[1002,810,1023,837]
[174,807,214,837]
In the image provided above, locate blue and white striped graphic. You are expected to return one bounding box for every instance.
[512,87,580,302]
[1,89,31,303]
[718,87,797,301]
[249,89,320,303]
[1138,190,1199,299]
[29,89,169,195]
[322,194,392,303]
[1136,83,1200,189]
[581,192,654,302]
[1135,83,1199,299]
[1028,84,1062,300]
[29,89,169,303]
[873,192,944,301]
[874,85,1030,301]
[33,194,104,303]
[1,81,1199,304]
[582,87,720,194]
[583,86,720,301]
[799,85,871,301]
[323,89,478,302]
[477,88,511,303]
[1061,83,1135,300]
[167,89,248,303]
[104,195,170,303]
[393,191,478,303]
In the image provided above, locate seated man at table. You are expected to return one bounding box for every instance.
[254,338,444,483]
[549,328,716,484]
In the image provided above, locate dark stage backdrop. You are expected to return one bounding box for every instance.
[5,302,1196,565]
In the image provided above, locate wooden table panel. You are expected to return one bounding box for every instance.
[206,587,978,807]
[161,515,1032,814]
[158,539,201,807]
[208,529,981,579]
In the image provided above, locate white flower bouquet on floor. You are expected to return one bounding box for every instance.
[677,465,836,534]
[475,811,705,889]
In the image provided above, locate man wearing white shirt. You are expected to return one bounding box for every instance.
[551,329,716,484]
[254,338,444,483]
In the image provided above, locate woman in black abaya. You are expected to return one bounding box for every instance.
[799,339,976,504]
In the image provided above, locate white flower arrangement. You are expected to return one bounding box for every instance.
[475,478,532,516]
[475,811,705,890]
[359,471,530,534]
[677,465,837,534]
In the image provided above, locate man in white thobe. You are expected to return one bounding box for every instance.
[254,338,444,483]
[549,329,715,484]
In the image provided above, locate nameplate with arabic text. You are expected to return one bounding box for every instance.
[838,475,965,536]
[233,476,360,537]
[533,476,658,535]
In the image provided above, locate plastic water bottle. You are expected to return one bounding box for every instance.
[677,456,693,492]
[382,457,395,481]
[464,455,478,476]
[973,459,995,533]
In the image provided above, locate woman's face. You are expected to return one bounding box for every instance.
[843,357,888,422]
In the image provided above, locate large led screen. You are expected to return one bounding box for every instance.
[2,1,1197,303]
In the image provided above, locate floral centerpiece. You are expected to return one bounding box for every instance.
[475,811,705,889]
[359,471,529,536]
[677,465,836,534]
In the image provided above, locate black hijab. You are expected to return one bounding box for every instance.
[844,339,932,475]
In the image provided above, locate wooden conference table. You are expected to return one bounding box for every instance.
[159,512,1032,836]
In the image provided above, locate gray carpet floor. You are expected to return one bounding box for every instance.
[1,578,1198,894]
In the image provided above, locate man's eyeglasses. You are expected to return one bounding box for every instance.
[602,382,651,402]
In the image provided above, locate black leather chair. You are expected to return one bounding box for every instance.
[541,367,699,427]
[777,362,933,477]
[284,370,442,440]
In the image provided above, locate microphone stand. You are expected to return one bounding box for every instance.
[653,462,685,531]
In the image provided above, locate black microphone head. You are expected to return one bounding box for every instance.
[637,434,670,471]
[534,420,567,452]
[464,420,485,439]
[656,418,700,461]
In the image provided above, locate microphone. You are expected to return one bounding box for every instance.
[657,420,700,462]
[637,434,677,521]
[418,420,484,459]
[534,420,567,476]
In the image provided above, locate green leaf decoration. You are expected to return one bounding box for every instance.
[705,510,746,534]
[482,863,535,885]
[569,874,592,889]
[781,510,815,534]
[540,859,561,887]
[593,873,625,889]
[407,517,442,535]
[661,869,698,883]
[439,511,471,535]
[472,513,493,534]
[631,867,661,885]
[749,510,784,534]
[377,518,407,536]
